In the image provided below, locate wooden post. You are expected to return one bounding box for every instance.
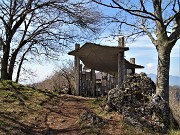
[0,58,1,79]
[91,69,96,97]
[79,64,82,96]
[118,36,125,88]
[124,66,127,81]
[74,44,80,96]
[118,53,124,88]
[130,58,135,74]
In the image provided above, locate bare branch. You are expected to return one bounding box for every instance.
[169,12,180,41]
[92,0,163,22]
[141,24,157,46]
[140,0,146,12]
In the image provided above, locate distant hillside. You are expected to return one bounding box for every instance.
[147,73,180,86]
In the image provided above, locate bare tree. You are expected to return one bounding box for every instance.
[0,0,102,80]
[59,60,75,94]
[92,0,180,130]
[33,59,75,94]
[53,60,75,94]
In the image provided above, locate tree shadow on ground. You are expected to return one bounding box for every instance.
[0,110,82,135]
[0,93,90,135]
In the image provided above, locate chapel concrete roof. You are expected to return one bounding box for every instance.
[68,42,144,74]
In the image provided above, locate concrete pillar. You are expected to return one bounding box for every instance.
[74,44,80,96]
[130,58,135,74]
[118,36,124,47]
[130,58,135,64]
[117,36,125,88]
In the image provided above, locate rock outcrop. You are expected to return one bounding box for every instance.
[107,73,169,133]
[79,110,106,128]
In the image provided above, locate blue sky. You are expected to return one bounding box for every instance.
[16,1,180,83]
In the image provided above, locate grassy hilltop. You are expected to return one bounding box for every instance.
[0,80,179,135]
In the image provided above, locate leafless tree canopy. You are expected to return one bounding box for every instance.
[93,0,180,42]
[0,0,102,80]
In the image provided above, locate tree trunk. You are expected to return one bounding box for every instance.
[1,56,9,80]
[1,42,10,80]
[15,56,24,83]
[156,47,171,102]
[9,49,20,80]
[1,32,12,80]
[8,54,17,80]
[156,45,172,130]
[16,44,31,83]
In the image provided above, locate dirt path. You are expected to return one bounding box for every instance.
[29,93,124,135]
[32,94,91,135]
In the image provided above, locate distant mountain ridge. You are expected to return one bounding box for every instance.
[147,73,180,86]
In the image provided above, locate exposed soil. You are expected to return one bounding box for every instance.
[31,94,88,135]
[30,94,124,135]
